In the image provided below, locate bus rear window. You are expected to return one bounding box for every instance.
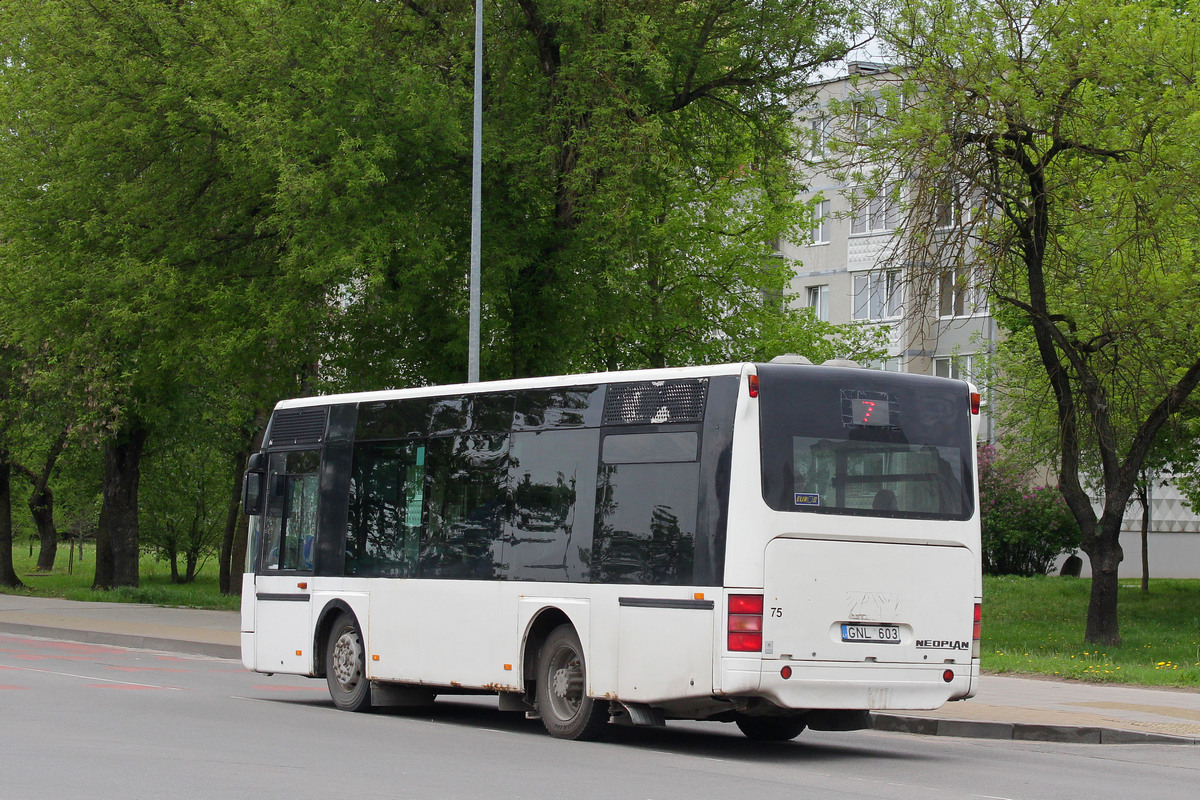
[757,364,974,520]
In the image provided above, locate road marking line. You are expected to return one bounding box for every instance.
[8,665,182,690]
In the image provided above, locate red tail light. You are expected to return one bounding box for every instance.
[972,602,982,658]
[729,594,764,615]
[748,374,760,398]
[970,392,981,415]
[728,594,764,652]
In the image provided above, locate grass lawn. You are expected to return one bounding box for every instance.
[983,575,1200,688]
[3,542,239,611]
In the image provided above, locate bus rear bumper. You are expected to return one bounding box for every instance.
[722,660,975,711]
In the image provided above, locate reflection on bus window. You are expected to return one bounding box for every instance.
[792,438,964,516]
[263,450,320,571]
[346,441,426,577]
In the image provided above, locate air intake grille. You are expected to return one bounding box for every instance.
[268,407,328,447]
[602,379,708,426]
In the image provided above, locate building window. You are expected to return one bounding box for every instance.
[865,356,903,372]
[939,266,987,318]
[852,270,902,321]
[808,116,829,158]
[934,353,977,383]
[935,181,987,229]
[850,190,899,234]
[812,199,830,244]
[806,285,829,321]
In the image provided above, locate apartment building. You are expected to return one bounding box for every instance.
[783,63,1199,578]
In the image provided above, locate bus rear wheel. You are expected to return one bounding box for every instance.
[735,715,807,741]
[535,625,609,740]
[326,614,372,712]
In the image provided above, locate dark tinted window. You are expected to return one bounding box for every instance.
[503,429,598,582]
[356,398,430,441]
[592,454,699,585]
[472,393,516,433]
[758,364,974,520]
[428,398,470,437]
[513,386,603,430]
[346,441,425,577]
[422,435,508,579]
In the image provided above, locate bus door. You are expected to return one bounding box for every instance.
[253,448,321,674]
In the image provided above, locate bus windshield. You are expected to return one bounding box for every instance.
[757,364,974,520]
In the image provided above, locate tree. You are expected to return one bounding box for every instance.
[141,435,230,584]
[480,0,866,376]
[0,1,304,587]
[220,1,872,386]
[859,0,1200,644]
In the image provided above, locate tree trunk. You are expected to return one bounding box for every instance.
[223,421,265,596]
[1082,521,1124,646]
[102,425,148,588]
[185,548,198,583]
[0,456,25,589]
[30,486,58,572]
[93,501,114,589]
[230,508,249,597]
[1137,483,1150,594]
[28,428,68,572]
[220,449,249,594]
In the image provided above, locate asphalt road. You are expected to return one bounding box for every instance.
[1,633,1196,800]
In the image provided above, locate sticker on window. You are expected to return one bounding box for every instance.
[794,493,821,506]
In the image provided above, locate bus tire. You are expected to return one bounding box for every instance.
[735,715,806,741]
[325,614,372,712]
[535,624,608,740]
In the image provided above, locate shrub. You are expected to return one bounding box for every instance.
[978,444,1080,576]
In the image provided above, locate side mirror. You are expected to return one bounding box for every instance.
[242,453,267,515]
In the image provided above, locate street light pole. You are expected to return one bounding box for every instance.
[468,0,483,383]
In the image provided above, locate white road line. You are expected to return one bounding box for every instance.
[7,665,182,690]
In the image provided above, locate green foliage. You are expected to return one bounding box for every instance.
[139,436,231,584]
[978,445,1080,576]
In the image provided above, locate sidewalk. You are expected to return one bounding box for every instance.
[1,593,1197,745]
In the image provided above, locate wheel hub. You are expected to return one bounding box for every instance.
[331,632,362,690]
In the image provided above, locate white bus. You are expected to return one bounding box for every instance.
[240,360,981,740]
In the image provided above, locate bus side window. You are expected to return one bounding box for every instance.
[346,441,425,578]
[261,450,320,572]
[592,430,700,586]
[503,428,599,582]
[421,435,508,579]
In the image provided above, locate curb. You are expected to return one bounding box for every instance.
[870,712,1200,745]
[0,621,241,661]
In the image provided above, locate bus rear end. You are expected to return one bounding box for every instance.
[720,362,981,727]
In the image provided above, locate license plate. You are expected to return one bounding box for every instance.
[841,624,901,644]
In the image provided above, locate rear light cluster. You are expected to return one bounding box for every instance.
[972,602,982,658]
[728,594,764,652]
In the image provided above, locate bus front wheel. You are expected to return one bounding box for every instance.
[325,614,372,712]
[535,625,609,740]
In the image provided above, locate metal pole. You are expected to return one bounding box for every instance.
[468,0,483,383]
